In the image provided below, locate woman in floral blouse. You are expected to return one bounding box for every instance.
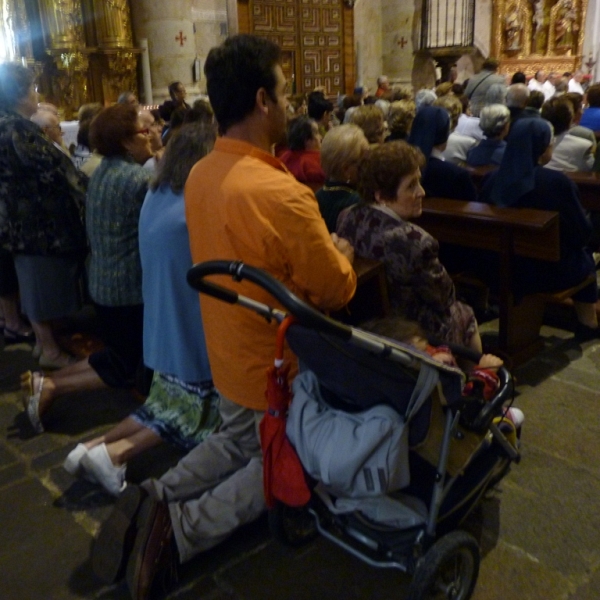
[337,141,482,352]
[0,62,88,368]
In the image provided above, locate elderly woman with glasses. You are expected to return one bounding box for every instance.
[21,103,154,434]
[0,62,87,368]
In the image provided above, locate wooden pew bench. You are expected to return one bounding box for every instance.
[413,197,588,365]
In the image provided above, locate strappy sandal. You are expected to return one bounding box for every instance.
[21,370,45,434]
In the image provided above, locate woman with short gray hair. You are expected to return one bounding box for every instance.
[466,104,510,167]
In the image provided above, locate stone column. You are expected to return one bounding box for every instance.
[129,0,229,102]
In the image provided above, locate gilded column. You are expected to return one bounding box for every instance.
[92,0,133,48]
[38,0,85,49]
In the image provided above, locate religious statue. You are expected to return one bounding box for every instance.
[554,0,578,50]
[504,4,522,51]
[533,0,546,54]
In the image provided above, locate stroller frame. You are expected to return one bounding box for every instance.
[188,260,521,599]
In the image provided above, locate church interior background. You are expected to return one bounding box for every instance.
[1,0,599,119]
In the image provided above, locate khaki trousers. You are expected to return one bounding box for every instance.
[143,393,265,563]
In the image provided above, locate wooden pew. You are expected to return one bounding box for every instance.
[565,171,600,212]
[466,166,600,213]
[332,256,390,325]
[414,197,566,365]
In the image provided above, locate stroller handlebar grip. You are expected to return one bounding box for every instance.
[187,260,353,341]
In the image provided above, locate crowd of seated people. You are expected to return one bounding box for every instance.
[3,46,600,600]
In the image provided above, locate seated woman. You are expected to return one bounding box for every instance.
[408,105,477,202]
[434,94,476,165]
[466,104,510,167]
[479,119,599,339]
[21,104,154,434]
[386,99,416,142]
[62,123,221,496]
[542,97,595,172]
[315,124,369,232]
[279,116,325,191]
[336,141,482,352]
[349,104,387,144]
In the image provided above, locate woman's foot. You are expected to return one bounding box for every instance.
[64,443,99,483]
[80,443,127,497]
[39,351,77,369]
[20,370,45,433]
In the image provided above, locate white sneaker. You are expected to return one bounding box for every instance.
[64,443,97,483]
[80,443,127,497]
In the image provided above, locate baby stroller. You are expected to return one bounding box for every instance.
[187,260,521,600]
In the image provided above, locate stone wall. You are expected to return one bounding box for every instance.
[130,0,228,103]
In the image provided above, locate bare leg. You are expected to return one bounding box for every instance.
[26,360,107,417]
[0,294,31,333]
[30,320,63,360]
[84,417,148,451]
[105,427,162,466]
[574,301,598,328]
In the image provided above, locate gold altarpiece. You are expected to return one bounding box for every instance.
[9,0,139,118]
[492,0,588,76]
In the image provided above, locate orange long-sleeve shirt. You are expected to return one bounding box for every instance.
[184,138,356,410]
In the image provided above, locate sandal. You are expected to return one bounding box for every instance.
[21,370,45,434]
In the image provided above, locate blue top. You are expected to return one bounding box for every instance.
[466,139,506,167]
[138,184,212,383]
[87,156,151,305]
[580,107,600,131]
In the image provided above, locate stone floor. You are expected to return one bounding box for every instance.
[1,313,599,600]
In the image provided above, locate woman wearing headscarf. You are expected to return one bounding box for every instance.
[480,118,599,339]
[408,105,477,201]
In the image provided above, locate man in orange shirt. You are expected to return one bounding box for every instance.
[92,35,356,600]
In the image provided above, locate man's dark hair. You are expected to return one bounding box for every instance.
[168,81,183,100]
[307,91,333,121]
[204,35,281,133]
[527,90,545,110]
[541,97,573,135]
[587,83,600,108]
[510,71,526,84]
[287,116,316,151]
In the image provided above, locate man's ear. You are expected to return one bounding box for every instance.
[374,190,383,204]
[256,88,269,116]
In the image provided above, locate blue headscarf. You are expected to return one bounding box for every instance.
[408,106,450,159]
[488,118,552,207]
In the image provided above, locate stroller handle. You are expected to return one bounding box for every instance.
[187,260,353,341]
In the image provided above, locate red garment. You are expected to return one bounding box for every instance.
[279,149,325,188]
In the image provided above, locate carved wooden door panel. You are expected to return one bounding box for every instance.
[248,0,348,96]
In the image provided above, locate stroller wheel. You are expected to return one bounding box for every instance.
[407,530,480,600]
[268,501,318,547]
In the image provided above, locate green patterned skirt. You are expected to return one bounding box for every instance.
[131,372,221,451]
